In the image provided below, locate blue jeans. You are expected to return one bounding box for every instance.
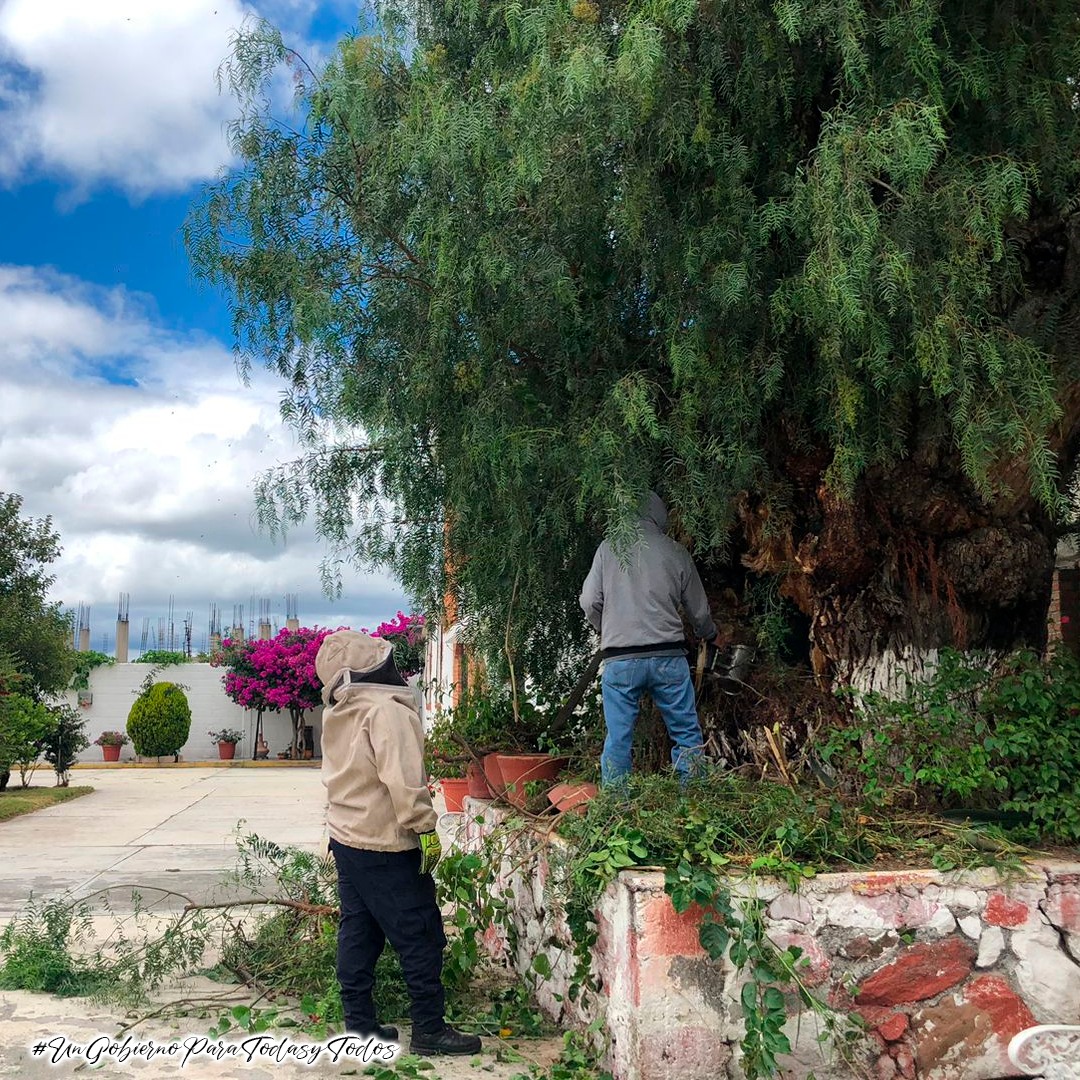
[600,654,704,785]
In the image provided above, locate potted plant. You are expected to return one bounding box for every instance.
[208,728,244,760]
[424,712,471,811]
[442,690,535,797]
[94,731,129,762]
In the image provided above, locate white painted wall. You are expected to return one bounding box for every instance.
[64,663,323,763]
[423,620,460,724]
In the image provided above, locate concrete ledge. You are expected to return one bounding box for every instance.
[462,800,1080,1080]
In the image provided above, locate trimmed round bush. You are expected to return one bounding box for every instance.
[126,682,191,758]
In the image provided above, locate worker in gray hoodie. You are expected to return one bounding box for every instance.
[316,629,481,1057]
[579,492,718,784]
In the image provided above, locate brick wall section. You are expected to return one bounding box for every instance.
[463,802,1080,1080]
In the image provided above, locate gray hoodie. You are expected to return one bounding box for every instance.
[579,492,717,657]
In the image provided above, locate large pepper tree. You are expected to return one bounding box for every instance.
[188,2,1080,693]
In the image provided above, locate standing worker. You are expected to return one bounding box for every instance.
[316,629,481,1056]
[580,491,718,785]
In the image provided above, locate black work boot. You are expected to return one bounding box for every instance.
[409,1025,482,1056]
[349,1024,399,1042]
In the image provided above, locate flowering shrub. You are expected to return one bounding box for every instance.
[208,728,245,744]
[94,731,129,747]
[212,626,346,757]
[362,612,425,677]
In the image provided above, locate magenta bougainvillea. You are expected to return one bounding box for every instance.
[211,615,425,756]
[212,626,345,756]
[363,611,425,677]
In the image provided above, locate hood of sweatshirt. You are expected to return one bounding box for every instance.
[640,491,668,532]
[315,630,395,706]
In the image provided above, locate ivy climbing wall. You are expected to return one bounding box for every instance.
[463,802,1080,1080]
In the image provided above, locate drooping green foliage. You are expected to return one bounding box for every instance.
[126,682,192,759]
[187,3,1080,684]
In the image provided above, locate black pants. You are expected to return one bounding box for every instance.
[330,839,447,1035]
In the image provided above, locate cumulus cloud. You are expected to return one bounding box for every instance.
[0,0,341,197]
[0,0,252,195]
[0,264,407,652]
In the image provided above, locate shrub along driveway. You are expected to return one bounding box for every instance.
[0,767,327,918]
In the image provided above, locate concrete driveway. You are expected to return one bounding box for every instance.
[0,767,327,916]
[0,768,563,1079]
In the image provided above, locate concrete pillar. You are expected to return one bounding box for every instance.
[286,618,300,632]
[258,622,271,641]
[78,627,90,652]
[209,632,222,654]
[233,626,245,645]
[115,621,129,663]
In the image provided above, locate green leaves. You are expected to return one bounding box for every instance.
[578,826,649,886]
[191,0,1080,692]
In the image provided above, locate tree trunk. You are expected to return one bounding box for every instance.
[741,452,1058,695]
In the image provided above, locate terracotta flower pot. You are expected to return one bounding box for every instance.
[440,777,470,813]
[218,741,236,761]
[466,760,492,799]
[496,753,570,809]
[482,752,505,796]
[102,744,121,762]
[548,781,598,816]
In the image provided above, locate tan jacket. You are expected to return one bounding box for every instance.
[316,631,437,851]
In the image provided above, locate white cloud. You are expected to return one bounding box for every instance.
[0,264,407,651]
[0,0,342,197]
[0,0,254,196]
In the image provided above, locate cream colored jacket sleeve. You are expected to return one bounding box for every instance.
[368,701,438,835]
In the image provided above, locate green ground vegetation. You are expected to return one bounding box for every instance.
[0,786,93,825]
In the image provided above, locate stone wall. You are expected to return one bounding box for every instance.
[461,801,1080,1080]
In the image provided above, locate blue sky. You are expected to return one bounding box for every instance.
[0,0,406,653]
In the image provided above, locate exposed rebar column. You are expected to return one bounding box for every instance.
[115,593,130,662]
[77,603,91,652]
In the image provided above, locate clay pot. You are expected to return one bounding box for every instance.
[218,741,236,761]
[466,760,492,799]
[548,781,598,816]
[496,753,570,809]
[440,777,470,813]
[102,744,121,762]
[482,752,505,796]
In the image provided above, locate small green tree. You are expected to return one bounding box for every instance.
[126,683,192,760]
[40,704,90,787]
[0,693,53,788]
[0,494,74,697]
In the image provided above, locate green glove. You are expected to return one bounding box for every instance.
[418,831,442,876]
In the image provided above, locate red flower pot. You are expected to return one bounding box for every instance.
[496,753,570,808]
[482,752,505,797]
[466,760,492,799]
[102,744,121,762]
[548,781,598,816]
[440,777,470,813]
[218,741,236,760]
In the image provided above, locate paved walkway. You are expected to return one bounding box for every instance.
[0,769,561,1079]
[0,768,327,916]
